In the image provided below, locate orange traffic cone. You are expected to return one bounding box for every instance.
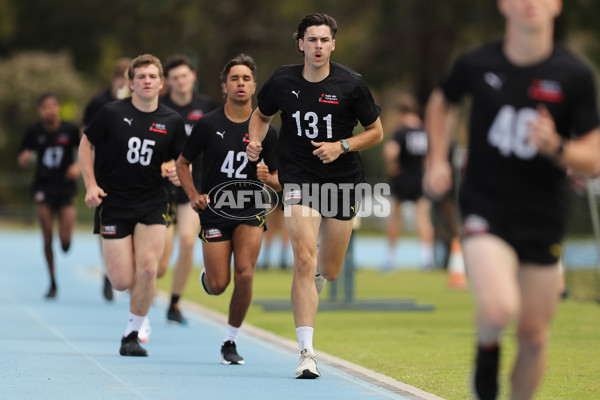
[448,237,467,289]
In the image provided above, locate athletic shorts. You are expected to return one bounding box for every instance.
[461,210,563,266]
[199,215,266,243]
[282,183,359,221]
[94,202,169,239]
[390,171,423,202]
[32,185,76,210]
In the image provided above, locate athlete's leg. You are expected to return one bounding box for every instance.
[385,198,402,268]
[158,222,175,278]
[171,202,199,296]
[101,236,135,291]
[57,204,76,252]
[130,224,166,316]
[464,234,520,400]
[36,203,56,293]
[415,197,434,268]
[202,239,233,295]
[229,224,263,327]
[317,217,354,282]
[511,262,560,400]
[285,205,322,329]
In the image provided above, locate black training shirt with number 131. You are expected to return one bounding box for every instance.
[257,62,380,185]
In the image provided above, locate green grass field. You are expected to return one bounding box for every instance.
[159,267,599,400]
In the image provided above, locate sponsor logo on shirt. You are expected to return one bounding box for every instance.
[149,122,168,134]
[285,189,302,201]
[528,79,564,103]
[292,90,300,98]
[484,72,503,90]
[55,134,71,145]
[204,228,223,239]
[101,225,117,236]
[319,93,339,104]
[123,117,133,126]
[243,133,250,143]
[188,109,204,121]
[462,214,489,236]
[216,130,225,139]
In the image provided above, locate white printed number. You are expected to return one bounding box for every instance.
[488,105,538,159]
[292,111,333,139]
[221,151,248,178]
[41,146,64,169]
[127,137,155,166]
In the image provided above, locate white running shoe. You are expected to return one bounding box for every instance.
[138,317,151,343]
[295,348,320,379]
[315,273,326,295]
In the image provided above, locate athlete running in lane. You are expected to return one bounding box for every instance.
[80,54,186,357]
[424,1,600,398]
[177,54,279,365]
[246,13,383,378]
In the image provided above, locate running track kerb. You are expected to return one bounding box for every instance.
[0,230,444,400]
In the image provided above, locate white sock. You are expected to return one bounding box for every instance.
[124,313,145,337]
[223,324,240,343]
[296,326,315,356]
[420,242,434,267]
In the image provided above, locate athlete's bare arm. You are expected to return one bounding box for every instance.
[247,108,273,161]
[311,117,384,164]
[256,162,282,191]
[78,134,106,208]
[176,154,208,213]
[529,105,600,175]
[423,88,458,198]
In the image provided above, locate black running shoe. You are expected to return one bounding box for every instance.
[45,284,57,299]
[167,304,188,325]
[221,340,244,365]
[119,331,148,357]
[103,275,114,301]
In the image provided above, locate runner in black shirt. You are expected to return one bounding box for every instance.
[424,1,600,398]
[246,13,383,379]
[82,57,131,302]
[79,55,186,357]
[158,55,215,326]
[383,95,434,271]
[18,93,80,299]
[178,54,278,365]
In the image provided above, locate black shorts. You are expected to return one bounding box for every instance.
[282,183,359,221]
[390,171,423,202]
[94,202,169,239]
[199,215,266,243]
[461,210,563,265]
[32,184,76,210]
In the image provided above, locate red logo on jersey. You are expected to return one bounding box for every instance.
[188,110,204,121]
[319,93,339,104]
[149,122,168,134]
[528,79,564,103]
[55,134,71,145]
[243,133,250,143]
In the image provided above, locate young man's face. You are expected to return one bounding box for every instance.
[166,64,196,97]
[129,64,163,101]
[222,64,256,105]
[499,0,562,31]
[299,25,335,69]
[38,97,60,125]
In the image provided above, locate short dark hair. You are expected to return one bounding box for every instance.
[37,92,60,107]
[220,53,257,83]
[293,13,337,53]
[163,54,194,78]
[127,54,163,80]
[112,57,132,79]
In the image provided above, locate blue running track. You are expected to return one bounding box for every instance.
[0,230,443,400]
